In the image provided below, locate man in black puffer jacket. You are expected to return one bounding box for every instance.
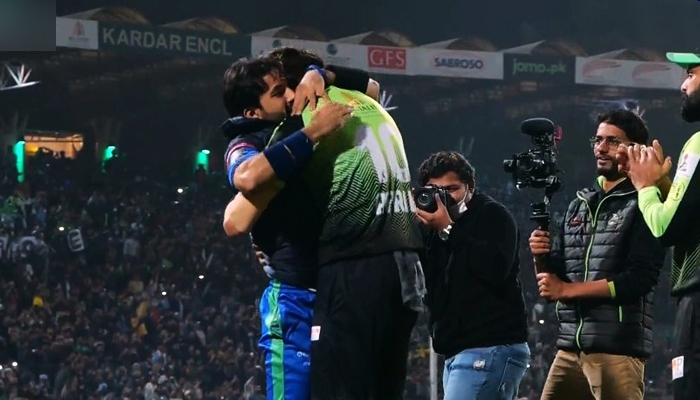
[529,109,665,400]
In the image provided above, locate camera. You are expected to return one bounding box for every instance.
[413,185,454,213]
[503,118,561,190]
[502,118,563,273]
[502,117,563,226]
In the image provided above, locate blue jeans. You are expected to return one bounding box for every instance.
[443,343,530,400]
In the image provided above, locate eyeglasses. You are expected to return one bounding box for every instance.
[589,136,628,149]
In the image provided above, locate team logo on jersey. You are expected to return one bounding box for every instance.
[339,92,363,107]
[670,181,686,201]
[676,153,700,180]
[338,92,377,113]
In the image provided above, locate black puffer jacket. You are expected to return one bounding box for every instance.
[550,178,664,359]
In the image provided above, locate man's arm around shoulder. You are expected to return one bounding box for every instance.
[234,105,353,196]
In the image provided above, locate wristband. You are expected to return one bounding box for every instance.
[306,64,327,83]
[326,65,370,92]
[283,130,314,165]
[263,143,296,182]
[262,131,314,181]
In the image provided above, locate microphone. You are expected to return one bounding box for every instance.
[521,118,555,137]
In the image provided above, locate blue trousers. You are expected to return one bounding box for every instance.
[259,280,315,400]
[443,343,530,400]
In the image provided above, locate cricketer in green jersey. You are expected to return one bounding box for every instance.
[620,51,700,400]
[265,49,424,400]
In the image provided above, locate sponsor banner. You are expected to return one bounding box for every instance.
[367,46,408,74]
[409,49,503,79]
[504,54,574,83]
[250,36,367,69]
[252,36,501,78]
[56,17,99,50]
[575,57,686,89]
[99,22,249,58]
[252,37,412,76]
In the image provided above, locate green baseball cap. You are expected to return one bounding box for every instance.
[667,51,700,69]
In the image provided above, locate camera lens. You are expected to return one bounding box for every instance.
[416,192,431,207]
[519,157,544,173]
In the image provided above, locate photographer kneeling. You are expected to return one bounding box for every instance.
[416,151,529,400]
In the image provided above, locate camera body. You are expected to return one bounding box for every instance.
[503,118,561,190]
[503,148,558,189]
[413,185,455,213]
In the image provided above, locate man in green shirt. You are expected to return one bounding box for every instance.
[620,51,700,400]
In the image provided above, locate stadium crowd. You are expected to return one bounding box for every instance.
[0,149,676,400]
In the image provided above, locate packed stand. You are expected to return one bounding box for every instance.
[0,152,268,400]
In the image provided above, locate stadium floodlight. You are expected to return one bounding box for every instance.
[379,90,398,112]
[0,62,39,91]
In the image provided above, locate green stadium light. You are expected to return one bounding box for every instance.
[103,145,116,161]
[196,149,210,172]
[101,145,116,172]
[13,141,25,183]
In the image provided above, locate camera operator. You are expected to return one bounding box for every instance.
[416,151,529,400]
[528,109,665,400]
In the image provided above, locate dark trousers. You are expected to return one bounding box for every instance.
[310,252,418,400]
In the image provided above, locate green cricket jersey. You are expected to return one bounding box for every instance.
[299,87,423,265]
[638,131,700,295]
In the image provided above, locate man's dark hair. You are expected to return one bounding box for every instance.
[418,151,476,188]
[222,57,284,117]
[265,47,325,91]
[597,109,649,145]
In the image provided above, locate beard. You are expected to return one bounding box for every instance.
[596,159,624,181]
[681,90,700,122]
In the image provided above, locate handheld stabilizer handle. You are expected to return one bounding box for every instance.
[531,201,551,274]
[531,176,560,274]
